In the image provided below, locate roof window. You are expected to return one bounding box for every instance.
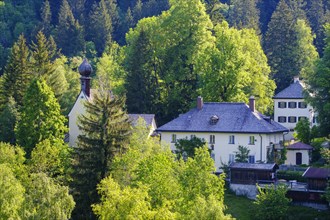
[210,115,219,125]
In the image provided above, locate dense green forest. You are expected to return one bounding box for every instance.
[0,0,330,219]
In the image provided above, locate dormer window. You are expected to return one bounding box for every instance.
[210,115,219,125]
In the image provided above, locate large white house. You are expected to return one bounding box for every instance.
[273,77,317,140]
[68,59,157,147]
[157,96,288,172]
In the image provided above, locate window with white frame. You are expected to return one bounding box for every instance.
[298,116,307,121]
[288,116,297,123]
[298,102,307,108]
[288,102,297,108]
[278,116,286,123]
[171,134,177,143]
[210,135,215,144]
[229,154,235,164]
[248,155,255,163]
[278,102,286,108]
[229,135,235,144]
[313,116,317,124]
[249,136,255,145]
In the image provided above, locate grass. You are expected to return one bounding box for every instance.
[224,191,329,220]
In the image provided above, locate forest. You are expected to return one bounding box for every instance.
[0,0,330,219]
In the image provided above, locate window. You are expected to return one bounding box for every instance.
[288,102,297,108]
[298,116,307,121]
[248,155,255,163]
[209,135,215,144]
[278,116,286,123]
[288,116,297,123]
[278,102,286,108]
[298,102,307,108]
[229,135,235,144]
[249,136,255,145]
[171,134,177,143]
[313,116,317,124]
[211,152,215,161]
[229,154,235,164]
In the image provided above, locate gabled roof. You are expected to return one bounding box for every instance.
[303,167,330,179]
[273,81,305,99]
[230,162,279,171]
[157,103,288,134]
[129,114,156,128]
[287,142,313,150]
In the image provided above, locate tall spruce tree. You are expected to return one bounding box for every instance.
[264,0,308,92]
[0,97,19,144]
[228,0,260,33]
[72,90,131,219]
[87,0,112,55]
[125,29,160,114]
[56,0,84,56]
[15,79,68,157]
[0,35,31,109]
[40,0,52,36]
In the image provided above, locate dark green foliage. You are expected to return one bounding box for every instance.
[72,90,131,219]
[0,97,19,144]
[234,145,250,163]
[0,35,31,109]
[15,79,68,158]
[175,136,207,159]
[305,24,330,136]
[276,170,306,182]
[55,0,84,56]
[254,185,291,220]
[39,0,52,36]
[125,29,160,115]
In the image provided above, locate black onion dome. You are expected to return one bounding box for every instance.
[78,59,92,76]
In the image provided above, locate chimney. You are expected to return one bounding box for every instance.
[78,59,93,97]
[197,96,203,110]
[293,76,299,83]
[249,96,255,112]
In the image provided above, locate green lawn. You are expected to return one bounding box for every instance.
[224,191,329,220]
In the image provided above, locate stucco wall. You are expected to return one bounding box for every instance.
[160,132,284,172]
[285,149,310,165]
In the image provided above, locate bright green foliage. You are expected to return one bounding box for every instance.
[228,0,260,33]
[0,142,26,177]
[0,35,31,109]
[93,176,156,220]
[21,172,75,220]
[0,97,19,144]
[0,164,25,220]
[234,145,250,163]
[104,142,232,219]
[16,79,68,157]
[56,0,84,56]
[88,0,112,55]
[72,90,131,218]
[294,118,311,144]
[305,24,330,136]
[254,185,291,220]
[175,136,206,159]
[320,148,330,166]
[95,42,126,95]
[198,22,275,113]
[204,0,227,25]
[29,139,73,184]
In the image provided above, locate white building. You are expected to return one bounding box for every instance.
[68,59,157,147]
[273,77,317,140]
[157,96,288,172]
[285,142,312,165]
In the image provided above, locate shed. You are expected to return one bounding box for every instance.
[229,163,279,185]
[303,167,330,191]
[285,142,313,165]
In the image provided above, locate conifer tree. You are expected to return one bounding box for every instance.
[72,90,131,218]
[40,0,52,36]
[15,79,68,157]
[0,35,31,109]
[88,0,112,55]
[0,97,19,144]
[56,0,84,56]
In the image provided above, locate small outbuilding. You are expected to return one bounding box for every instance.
[285,142,313,165]
[303,167,330,191]
[229,163,279,185]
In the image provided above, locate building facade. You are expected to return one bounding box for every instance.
[157,97,288,172]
